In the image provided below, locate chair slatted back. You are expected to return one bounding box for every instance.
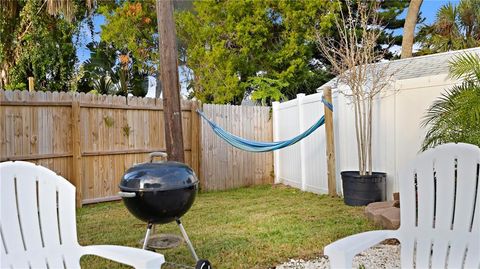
[1,161,80,268]
[398,143,480,268]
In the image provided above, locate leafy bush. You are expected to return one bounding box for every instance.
[422,53,480,150]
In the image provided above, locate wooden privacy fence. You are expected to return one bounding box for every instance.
[200,104,274,190]
[0,90,200,206]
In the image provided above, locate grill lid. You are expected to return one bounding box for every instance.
[119,161,198,192]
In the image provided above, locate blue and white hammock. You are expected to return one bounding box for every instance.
[197,98,332,152]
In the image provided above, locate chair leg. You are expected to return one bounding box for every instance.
[328,253,353,269]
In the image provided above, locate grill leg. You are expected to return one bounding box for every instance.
[142,223,154,250]
[176,218,199,262]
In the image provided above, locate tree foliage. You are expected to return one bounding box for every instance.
[176,0,338,104]
[98,1,158,75]
[417,0,480,55]
[422,53,480,150]
[0,0,90,91]
[77,41,148,97]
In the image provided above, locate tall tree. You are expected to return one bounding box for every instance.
[401,0,424,59]
[98,0,193,98]
[176,0,338,104]
[372,1,413,57]
[314,0,413,63]
[98,1,158,94]
[417,0,480,55]
[77,41,149,97]
[0,0,92,91]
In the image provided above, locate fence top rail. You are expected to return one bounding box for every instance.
[203,103,271,109]
[0,90,194,109]
[275,99,298,110]
[273,92,325,111]
[0,100,72,107]
[302,93,323,104]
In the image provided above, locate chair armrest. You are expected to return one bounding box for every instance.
[82,245,165,269]
[325,230,396,269]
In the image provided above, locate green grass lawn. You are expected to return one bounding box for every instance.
[77,185,378,269]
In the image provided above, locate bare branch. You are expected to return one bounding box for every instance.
[316,0,395,175]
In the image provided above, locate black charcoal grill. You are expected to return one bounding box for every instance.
[119,152,211,269]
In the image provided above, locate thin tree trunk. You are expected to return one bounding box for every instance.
[367,96,373,175]
[353,93,363,175]
[155,69,162,98]
[401,0,423,59]
[360,95,368,175]
[0,63,8,89]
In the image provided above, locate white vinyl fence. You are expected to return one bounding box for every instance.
[273,73,459,199]
[273,93,328,194]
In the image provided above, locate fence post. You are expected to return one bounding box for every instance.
[323,87,337,196]
[191,100,202,185]
[297,93,307,191]
[28,77,34,92]
[71,100,83,207]
[272,101,280,184]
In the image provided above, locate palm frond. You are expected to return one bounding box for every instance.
[422,82,480,151]
[448,53,480,81]
[46,0,95,21]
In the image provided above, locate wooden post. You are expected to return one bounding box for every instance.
[71,100,83,207]
[191,101,202,183]
[323,87,337,196]
[28,77,34,92]
[156,0,185,162]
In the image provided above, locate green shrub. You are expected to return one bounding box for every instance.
[422,53,480,150]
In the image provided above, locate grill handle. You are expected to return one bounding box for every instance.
[149,151,168,163]
[118,191,136,198]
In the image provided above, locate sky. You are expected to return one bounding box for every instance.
[74,0,461,97]
[419,0,458,22]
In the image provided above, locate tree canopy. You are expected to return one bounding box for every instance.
[0,0,90,91]
[175,0,417,105]
[175,0,340,104]
[2,0,461,102]
[98,1,158,76]
[417,0,480,55]
[77,41,149,97]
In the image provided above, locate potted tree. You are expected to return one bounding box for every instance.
[317,1,393,206]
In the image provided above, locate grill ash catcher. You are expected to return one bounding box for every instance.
[119,152,212,269]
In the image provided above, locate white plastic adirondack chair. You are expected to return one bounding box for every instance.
[325,143,480,268]
[0,161,165,269]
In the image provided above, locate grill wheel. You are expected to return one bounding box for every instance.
[196,260,212,269]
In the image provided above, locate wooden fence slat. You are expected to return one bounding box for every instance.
[191,101,201,181]
[71,100,82,207]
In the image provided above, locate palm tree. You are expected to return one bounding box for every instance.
[417,0,480,55]
[401,0,423,59]
[422,53,480,150]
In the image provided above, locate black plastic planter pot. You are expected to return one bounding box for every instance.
[341,171,387,206]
